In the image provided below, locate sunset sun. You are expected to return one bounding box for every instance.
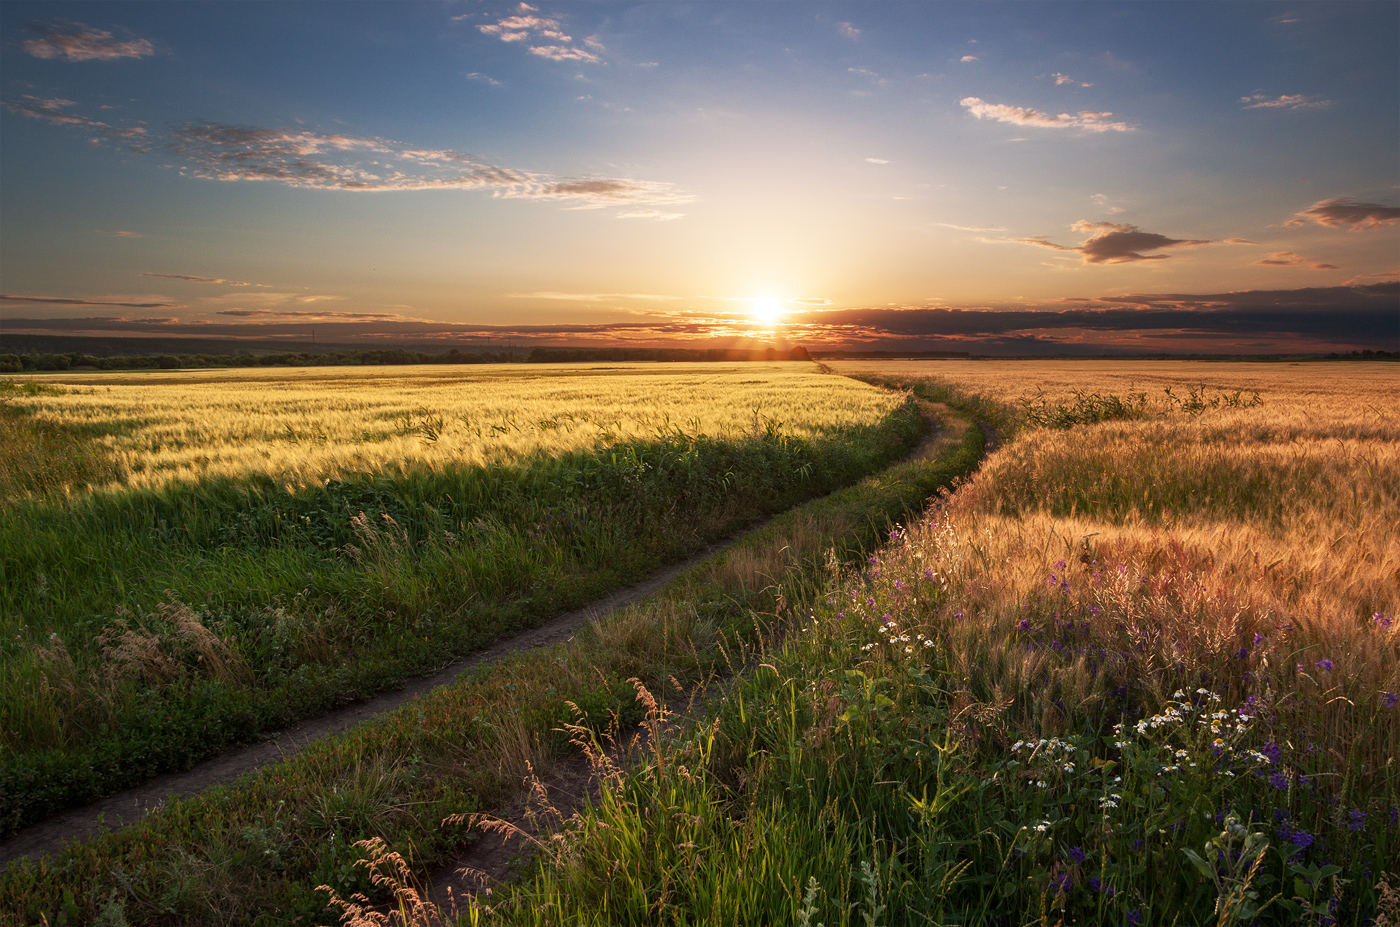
[752,298,785,328]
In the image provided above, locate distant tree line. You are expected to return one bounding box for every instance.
[0,344,813,373]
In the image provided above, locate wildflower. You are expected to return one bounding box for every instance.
[1376,613,1393,630]
[1016,619,1031,631]
[1261,741,1282,763]
[1346,809,1367,832]
[1035,822,1048,832]
[1069,846,1086,864]
[1383,692,1398,708]
[1314,658,1334,673]
[1269,772,1289,790]
[1253,632,1265,646]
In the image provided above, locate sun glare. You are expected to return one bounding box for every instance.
[752,298,784,328]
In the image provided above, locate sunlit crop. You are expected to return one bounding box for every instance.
[9,362,900,491]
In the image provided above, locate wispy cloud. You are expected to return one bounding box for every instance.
[837,22,860,39]
[1253,251,1339,270]
[1090,193,1123,213]
[1049,73,1092,87]
[140,272,259,286]
[0,293,182,309]
[938,222,1007,232]
[216,309,422,321]
[22,21,154,61]
[1,95,147,141]
[96,229,142,238]
[1012,220,1212,264]
[960,97,1134,132]
[475,4,601,64]
[1286,197,1400,230]
[464,72,503,86]
[508,291,681,302]
[866,157,890,164]
[616,209,684,220]
[1241,93,1331,110]
[959,55,978,63]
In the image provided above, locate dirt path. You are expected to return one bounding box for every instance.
[421,411,1003,907]
[0,408,995,870]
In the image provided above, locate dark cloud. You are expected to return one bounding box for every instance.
[216,309,422,322]
[141,272,253,286]
[1015,221,1213,264]
[1287,197,1400,230]
[0,293,183,309]
[22,21,154,61]
[1253,252,1338,270]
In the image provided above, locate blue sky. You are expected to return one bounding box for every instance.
[2,1,1396,354]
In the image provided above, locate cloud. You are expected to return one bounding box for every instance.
[788,297,833,306]
[146,120,693,208]
[960,97,1134,132]
[1224,238,1257,245]
[865,157,890,164]
[960,55,978,63]
[464,72,503,85]
[0,95,148,142]
[1049,73,1092,87]
[22,21,154,61]
[96,229,142,238]
[140,272,255,286]
[0,293,182,309]
[508,291,681,302]
[1240,93,1331,110]
[1253,252,1339,270]
[616,209,683,220]
[216,309,420,322]
[477,4,601,64]
[1286,197,1400,230]
[1012,220,1213,264]
[938,222,1007,232]
[1090,193,1123,213]
[837,22,860,39]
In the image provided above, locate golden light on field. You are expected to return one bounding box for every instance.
[12,363,901,491]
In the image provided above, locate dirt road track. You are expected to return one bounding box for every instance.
[1,408,997,869]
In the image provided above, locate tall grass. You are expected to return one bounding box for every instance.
[0,397,985,926]
[464,362,1397,925]
[0,388,924,835]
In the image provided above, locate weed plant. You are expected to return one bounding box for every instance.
[0,397,985,926]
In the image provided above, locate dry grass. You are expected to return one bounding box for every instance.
[6,362,899,492]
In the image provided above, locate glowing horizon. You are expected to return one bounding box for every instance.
[1,2,1396,355]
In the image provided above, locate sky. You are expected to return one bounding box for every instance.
[1,1,1397,355]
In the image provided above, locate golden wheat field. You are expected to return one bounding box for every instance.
[836,358,1400,717]
[11,362,901,490]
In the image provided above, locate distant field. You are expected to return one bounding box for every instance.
[0,361,921,834]
[7,362,900,491]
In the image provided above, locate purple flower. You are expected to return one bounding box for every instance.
[1347,809,1367,832]
[1055,559,1067,570]
[1314,659,1334,673]
[1050,871,1071,894]
[1069,846,1087,864]
[836,612,846,621]
[1234,647,1249,660]
[1383,692,1398,708]
[1375,612,1393,630]
[954,610,964,620]
[923,568,934,579]
[1269,772,1289,791]
[1127,910,1143,927]
[1016,619,1031,631]
[1261,741,1282,764]
[1253,632,1265,646]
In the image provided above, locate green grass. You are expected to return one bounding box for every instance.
[0,400,925,835]
[0,399,986,926]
